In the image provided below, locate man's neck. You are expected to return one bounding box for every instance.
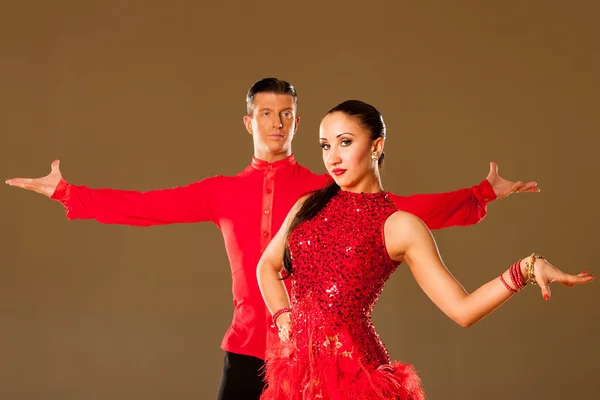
[253,150,293,164]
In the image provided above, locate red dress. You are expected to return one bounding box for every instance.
[262,190,425,400]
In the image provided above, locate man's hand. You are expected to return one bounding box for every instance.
[5,160,63,197]
[486,161,539,198]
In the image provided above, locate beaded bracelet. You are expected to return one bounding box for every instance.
[499,273,518,294]
[500,259,528,294]
[526,253,545,286]
[508,262,519,290]
[272,307,292,327]
[509,260,525,290]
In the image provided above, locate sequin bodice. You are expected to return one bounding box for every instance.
[288,190,400,368]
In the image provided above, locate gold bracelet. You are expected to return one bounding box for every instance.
[526,253,545,286]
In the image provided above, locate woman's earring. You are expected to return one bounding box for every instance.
[371,152,379,160]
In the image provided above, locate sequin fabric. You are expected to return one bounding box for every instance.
[261,190,425,400]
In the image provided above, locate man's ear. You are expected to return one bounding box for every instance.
[243,115,253,135]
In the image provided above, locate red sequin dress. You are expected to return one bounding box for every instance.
[261,190,425,400]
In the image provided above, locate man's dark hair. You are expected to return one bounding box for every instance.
[246,78,298,115]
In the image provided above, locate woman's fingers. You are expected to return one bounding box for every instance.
[539,270,594,299]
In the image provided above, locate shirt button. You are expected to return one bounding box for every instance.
[264,210,270,215]
[263,231,269,237]
[266,188,272,194]
[267,165,273,170]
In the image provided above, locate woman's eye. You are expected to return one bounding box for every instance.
[340,139,352,146]
[320,143,330,150]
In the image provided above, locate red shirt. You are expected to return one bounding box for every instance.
[51,155,496,360]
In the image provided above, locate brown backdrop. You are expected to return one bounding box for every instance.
[1,1,598,399]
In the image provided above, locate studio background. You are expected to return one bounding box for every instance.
[1,1,598,399]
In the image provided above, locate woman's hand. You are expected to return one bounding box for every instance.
[523,256,595,300]
[275,312,292,342]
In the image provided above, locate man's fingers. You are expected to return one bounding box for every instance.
[486,161,499,181]
[5,178,28,187]
[508,181,540,195]
[518,182,540,193]
[6,160,60,188]
[5,178,41,192]
[51,159,61,173]
[507,181,522,195]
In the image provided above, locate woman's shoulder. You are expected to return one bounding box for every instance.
[386,209,426,227]
[385,210,432,245]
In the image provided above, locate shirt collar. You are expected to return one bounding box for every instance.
[251,154,297,171]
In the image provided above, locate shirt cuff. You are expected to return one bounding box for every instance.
[478,179,497,203]
[50,178,70,203]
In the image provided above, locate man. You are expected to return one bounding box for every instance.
[5,78,538,399]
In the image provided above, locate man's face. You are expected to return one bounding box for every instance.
[244,93,300,159]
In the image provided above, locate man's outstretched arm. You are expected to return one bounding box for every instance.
[6,160,221,226]
[389,162,539,230]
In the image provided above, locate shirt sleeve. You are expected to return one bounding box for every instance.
[388,179,497,230]
[50,176,223,226]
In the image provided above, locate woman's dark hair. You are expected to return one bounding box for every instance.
[282,100,386,276]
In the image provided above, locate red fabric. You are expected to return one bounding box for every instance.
[264,337,424,400]
[50,155,496,360]
[261,190,424,399]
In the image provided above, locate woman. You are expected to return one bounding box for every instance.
[256,100,594,399]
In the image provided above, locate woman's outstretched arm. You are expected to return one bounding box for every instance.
[384,211,594,328]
